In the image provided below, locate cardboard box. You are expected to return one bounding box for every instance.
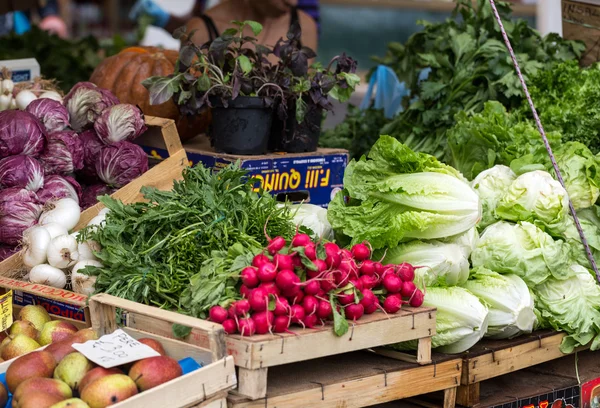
[139,134,349,208]
[562,0,600,66]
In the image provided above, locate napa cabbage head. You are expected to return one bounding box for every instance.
[441,227,479,258]
[471,221,572,286]
[495,170,570,236]
[535,264,600,353]
[328,136,482,249]
[384,240,469,287]
[462,267,536,339]
[471,165,516,230]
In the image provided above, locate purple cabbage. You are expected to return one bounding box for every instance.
[26,98,70,133]
[95,142,148,188]
[37,175,82,204]
[0,245,19,262]
[0,110,46,158]
[80,184,116,209]
[0,190,42,245]
[0,155,44,191]
[64,82,119,131]
[78,129,104,181]
[94,104,147,145]
[0,188,40,203]
[39,130,84,175]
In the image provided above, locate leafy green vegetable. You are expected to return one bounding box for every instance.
[330,293,349,336]
[328,136,481,249]
[461,267,536,339]
[81,163,297,317]
[471,221,572,286]
[470,165,516,229]
[372,0,583,159]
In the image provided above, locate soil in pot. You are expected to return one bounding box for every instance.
[210,96,273,155]
[271,103,323,153]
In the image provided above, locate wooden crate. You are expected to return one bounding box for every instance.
[228,351,461,408]
[0,116,188,325]
[455,330,584,407]
[88,294,236,408]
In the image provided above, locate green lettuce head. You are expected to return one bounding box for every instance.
[471,165,516,230]
[554,142,600,210]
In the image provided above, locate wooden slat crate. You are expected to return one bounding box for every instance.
[88,294,236,408]
[228,351,461,408]
[0,116,188,324]
[455,330,584,407]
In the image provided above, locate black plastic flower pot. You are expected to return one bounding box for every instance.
[271,102,323,153]
[209,96,273,155]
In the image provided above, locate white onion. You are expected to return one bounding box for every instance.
[9,98,16,110]
[21,225,51,268]
[87,214,106,227]
[38,91,62,103]
[47,235,79,269]
[1,79,14,94]
[71,260,102,295]
[15,90,37,110]
[43,222,69,239]
[77,240,100,262]
[29,264,67,289]
[0,94,11,111]
[39,198,81,231]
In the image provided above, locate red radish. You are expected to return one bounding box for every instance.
[410,289,424,307]
[257,262,278,282]
[359,260,376,276]
[381,266,396,278]
[291,233,311,247]
[316,300,333,319]
[350,278,364,291]
[383,295,402,313]
[307,268,320,280]
[248,288,269,312]
[304,243,317,260]
[222,319,237,334]
[267,236,286,255]
[292,254,302,268]
[360,274,378,290]
[316,289,326,298]
[241,267,259,288]
[320,272,337,292]
[259,282,280,296]
[290,304,306,324]
[397,263,415,282]
[339,258,358,277]
[333,270,350,286]
[252,254,270,268]
[275,269,300,292]
[364,301,378,315]
[303,313,319,328]
[345,303,364,321]
[324,243,342,269]
[274,253,294,271]
[238,318,256,336]
[338,291,355,306]
[360,289,377,309]
[231,300,251,317]
[374,262,384,274]
[383,274,402,293]
[209,306,228,323]
[304,279,321,296]
[340,248,353,260]
[273,297,290,316]
[253,311,274,335]
[273,315,290,333]
[228,306,236,319]
[351,243,371,261]
[287,289,303,304]
[401,281,417,298]
[302,295,319,315]
[240,285,251,299]
[314,259,328,273]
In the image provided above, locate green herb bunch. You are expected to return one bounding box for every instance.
[80,163,298,317]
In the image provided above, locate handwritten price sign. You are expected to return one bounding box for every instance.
[0,290,13,332]
[73,329,161,368]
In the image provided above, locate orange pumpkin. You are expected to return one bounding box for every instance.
[89,46,210,142]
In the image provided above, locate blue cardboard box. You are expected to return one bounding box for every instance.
[138,135,348,208]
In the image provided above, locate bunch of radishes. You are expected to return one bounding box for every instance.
[208,233,424,336]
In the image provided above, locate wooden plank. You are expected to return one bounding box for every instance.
[443,387,457,408]
[461,332,572,384]
[418,337,432,365]
[228,351,461,408]
[237,367,268,400]
[456,383,480,407]
[227,307,436,370]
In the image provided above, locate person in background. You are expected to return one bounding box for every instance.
[0,0,67,38]
[130,0,320,35]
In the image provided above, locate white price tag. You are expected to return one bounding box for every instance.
[72,329,161,368]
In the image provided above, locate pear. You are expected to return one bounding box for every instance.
[13,391,63,408]
[46,328,99,364]
[50,399,91,408]
[39,321,78,346]
[13,378,72,405]
[78,367,123,394]
[1,334,41,360]
[80,374,138,408]
[54,352,94,390]
[0,383,7,408]
[18,305,51,331]
[9,320,39,340]
[5,350,56,393]
[128,356,182,391]
[137,338,166,355]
